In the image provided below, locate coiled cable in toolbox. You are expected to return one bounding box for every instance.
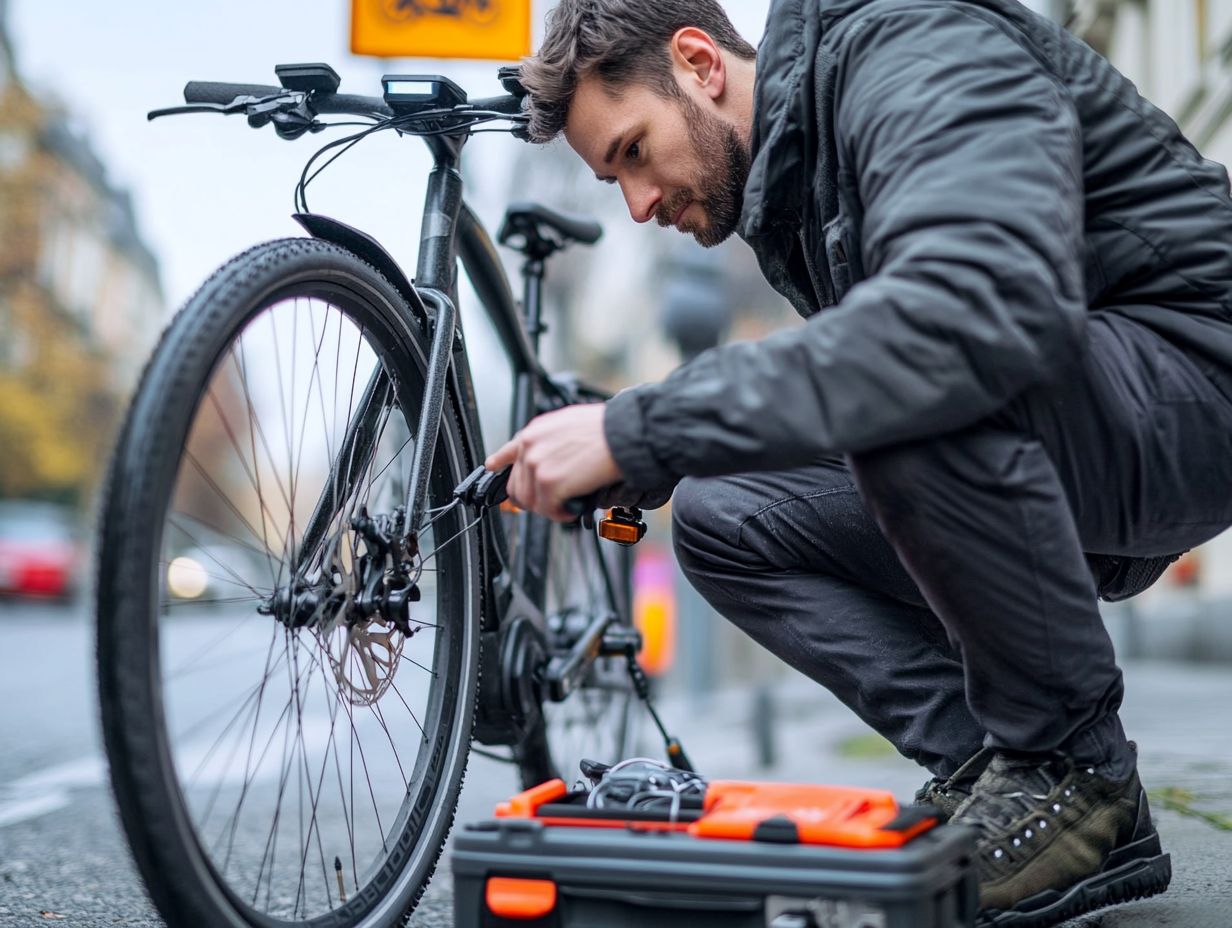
[582,757,708,822]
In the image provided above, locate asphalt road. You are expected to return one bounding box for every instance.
[3,598,1230,927]
[0,598,516,928]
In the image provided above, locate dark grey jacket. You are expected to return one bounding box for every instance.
[604,0,1232,489]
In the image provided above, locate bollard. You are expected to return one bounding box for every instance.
[752,684,778,769]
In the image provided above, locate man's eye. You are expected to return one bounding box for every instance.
[626,141,640,160]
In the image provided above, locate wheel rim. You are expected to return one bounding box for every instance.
[151,284,471,924]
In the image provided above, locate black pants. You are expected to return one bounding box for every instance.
[672,312,1232,779]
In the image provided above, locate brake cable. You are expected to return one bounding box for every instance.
[150,88,529,213]
[294,106,529,213]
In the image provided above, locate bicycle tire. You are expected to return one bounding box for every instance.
[514,519,639,789]
[97,238,479,928]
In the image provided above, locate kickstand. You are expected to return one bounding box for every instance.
[623,645,695,773]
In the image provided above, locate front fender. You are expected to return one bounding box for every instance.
[292,212,428,326]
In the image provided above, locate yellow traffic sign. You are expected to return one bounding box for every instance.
[351,0,531,61]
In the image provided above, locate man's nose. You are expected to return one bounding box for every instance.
[621,179,661,224]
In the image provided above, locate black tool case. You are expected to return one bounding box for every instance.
[451,780,978,928]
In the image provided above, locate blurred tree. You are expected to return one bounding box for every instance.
[0,12,163,506]
[0,282,119,502]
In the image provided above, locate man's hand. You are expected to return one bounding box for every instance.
[486,404,622,521]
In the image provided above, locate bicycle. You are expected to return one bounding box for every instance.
[96,63,688,928]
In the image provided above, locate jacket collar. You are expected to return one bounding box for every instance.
[738,0,874,240]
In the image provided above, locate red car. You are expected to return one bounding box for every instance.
[0,501,81,599]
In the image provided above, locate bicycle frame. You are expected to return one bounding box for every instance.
[289,121,631,729]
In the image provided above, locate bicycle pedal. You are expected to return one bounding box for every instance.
[598,506,646,546]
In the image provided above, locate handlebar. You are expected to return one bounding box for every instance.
[564,494,600,519]
[469,95,524,115]
[182,81,521,120]
[183,81,396,118]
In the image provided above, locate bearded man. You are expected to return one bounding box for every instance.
[486,1,1232,924]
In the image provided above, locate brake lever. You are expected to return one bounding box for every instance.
[148,103,233,120]
[453,465,598,528]
[147,91,304,123]
[454,465,511,509]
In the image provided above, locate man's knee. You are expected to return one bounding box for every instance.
[671,476,736,572]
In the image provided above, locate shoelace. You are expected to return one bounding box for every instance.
[917,746,996,804]
[959,755,1070,835]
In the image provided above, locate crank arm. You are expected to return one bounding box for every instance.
[543,610,617,702]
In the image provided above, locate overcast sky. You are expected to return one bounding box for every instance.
[9,0,1046,308]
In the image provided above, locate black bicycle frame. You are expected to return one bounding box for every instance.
[292,121,627,669]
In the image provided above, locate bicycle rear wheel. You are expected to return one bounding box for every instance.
[514,519,639,789]
[97,239,479,927]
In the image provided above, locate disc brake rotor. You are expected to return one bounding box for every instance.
[329,618,406,706]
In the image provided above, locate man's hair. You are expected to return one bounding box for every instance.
[520,0,756,143]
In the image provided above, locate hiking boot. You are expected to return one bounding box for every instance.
[951,751,1171,927]
[914,747,993,823]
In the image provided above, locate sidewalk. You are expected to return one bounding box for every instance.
[652,659,1232,927]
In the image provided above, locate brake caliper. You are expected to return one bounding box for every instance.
[351,505,421,635]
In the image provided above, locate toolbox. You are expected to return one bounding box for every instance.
[452,777,978,928]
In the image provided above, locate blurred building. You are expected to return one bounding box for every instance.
[1072,0,1232,166]
[0,1,164,503]
[1066,0,1232,608]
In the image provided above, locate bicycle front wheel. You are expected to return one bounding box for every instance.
[97,239,479,928]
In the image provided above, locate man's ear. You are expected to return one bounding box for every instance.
[670,27,725,100]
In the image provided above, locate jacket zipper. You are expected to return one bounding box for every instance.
[798,228,834,309]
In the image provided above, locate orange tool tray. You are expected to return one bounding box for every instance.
[494,777,938,849]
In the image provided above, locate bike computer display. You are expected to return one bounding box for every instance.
[275,62,341,94]
[382,74,467,112]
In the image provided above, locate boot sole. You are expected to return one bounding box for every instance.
[976,848,1172,928]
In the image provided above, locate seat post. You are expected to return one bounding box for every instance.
[520,255,548,357]
[498,201,603,358]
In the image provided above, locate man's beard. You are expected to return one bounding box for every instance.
[656,94,751,248]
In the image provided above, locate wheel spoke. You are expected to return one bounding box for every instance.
[112,257,476,925]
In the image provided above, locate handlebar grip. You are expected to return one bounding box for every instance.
[468,94,524,115]
[183,81,395,119]
[184,80,283,104]
[564,494,600,518]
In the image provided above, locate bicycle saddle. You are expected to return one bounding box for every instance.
[498,201,603,257]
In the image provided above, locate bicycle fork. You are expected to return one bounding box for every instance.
[271,287,461,636]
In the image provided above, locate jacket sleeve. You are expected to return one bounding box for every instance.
[604,6,1085,489]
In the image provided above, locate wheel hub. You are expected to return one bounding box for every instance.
[262,505,422,633]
